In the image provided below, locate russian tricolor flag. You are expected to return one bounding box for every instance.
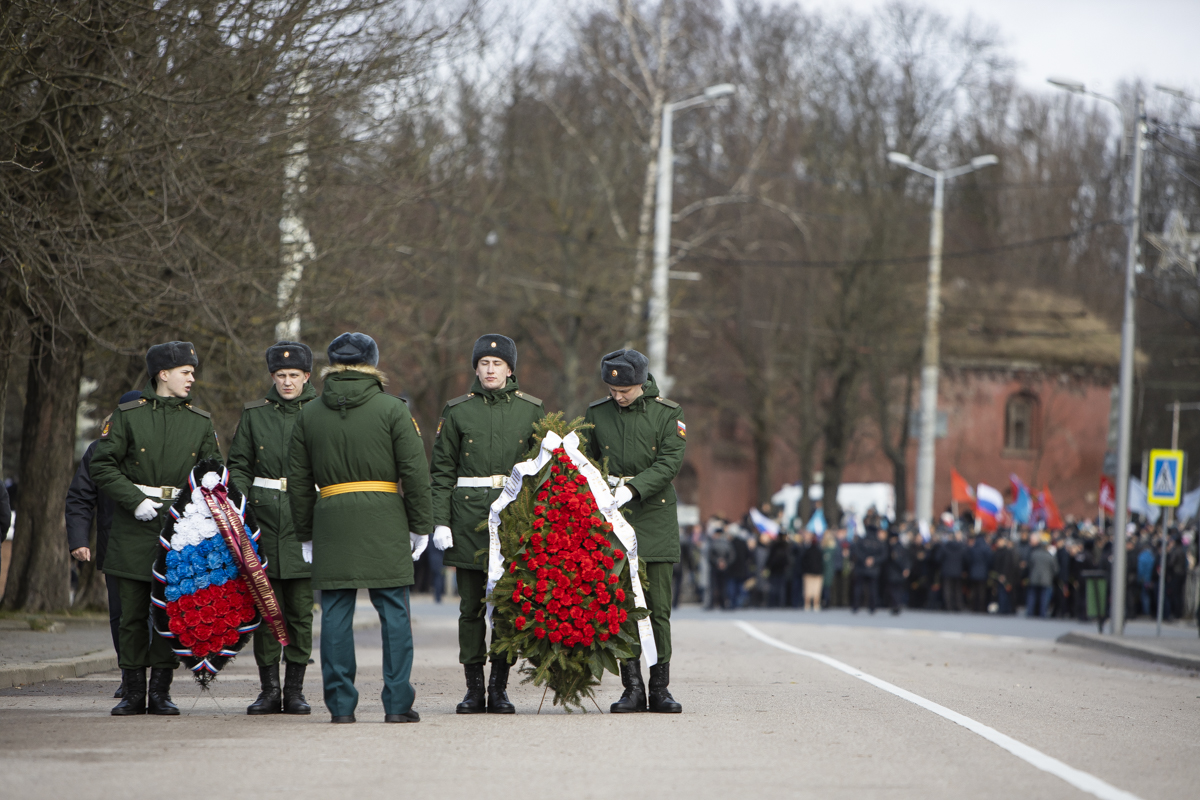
[975,483,1005,532]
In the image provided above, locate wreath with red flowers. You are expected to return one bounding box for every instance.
[486,414,649,712]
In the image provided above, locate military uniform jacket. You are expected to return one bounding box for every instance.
[288,366,433,590]
[583,375,686,563]
[430,377,544,571]
[227,382,317,580]
[90,382,222,582]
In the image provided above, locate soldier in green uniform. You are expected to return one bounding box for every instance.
[289,332,433,723]
[91,341,222,716]
[227,341,318,716]
[584,348,685,714]
[430,334,544,714]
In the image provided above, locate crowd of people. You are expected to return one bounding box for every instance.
[670,508,1198,624]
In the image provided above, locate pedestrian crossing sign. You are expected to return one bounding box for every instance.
[1147,449,1184,506]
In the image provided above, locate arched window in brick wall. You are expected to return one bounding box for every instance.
[1004,392,1039,455]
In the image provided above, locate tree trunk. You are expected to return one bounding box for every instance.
[821,366,858,529]
[0,311,18,474]
[3,326,84,612]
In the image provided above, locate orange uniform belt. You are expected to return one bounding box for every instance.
[319,481,398,499]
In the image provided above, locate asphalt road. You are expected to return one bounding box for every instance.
[1,601,1195,799]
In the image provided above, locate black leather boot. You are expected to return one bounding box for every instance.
[456,663,486,714]
[648,662,682,713]
[247,664,282,715]
[110,668,147,716]
[282,661,311,715]
[486,660,515,714]
[113,677,126,698]
[147,668,179,716]
[609,659,647,713]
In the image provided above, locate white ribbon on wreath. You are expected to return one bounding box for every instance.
[487,430,658,666]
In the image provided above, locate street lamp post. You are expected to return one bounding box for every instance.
[1048,77,1145,635]
[886,151,999,528]
[648,82,736,397]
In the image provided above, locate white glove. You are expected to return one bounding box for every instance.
[614,485,633,508]
[134,498,163,521]
[432,525,454,550]
[301,541,313,564]
[410,532,429,561]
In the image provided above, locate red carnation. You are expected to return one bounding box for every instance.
[608,574,618,584]
[549,631,563,644]
[515,616,527,630]
[511,590,521,603]
[521,601,532,614]
[534,627,546,639]
[615,588,626,602]
[613,549,624,560]
[179,630,197,647]
[522,585,533,598]
[599,631,610,642]
[533,518,546,529]
[547,600,561,614]
[535,610,545,622]
[537,491,549,501]
[194,623,213,640]
[536,579,549,592]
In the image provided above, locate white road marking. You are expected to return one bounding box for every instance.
[736,621,1142,800]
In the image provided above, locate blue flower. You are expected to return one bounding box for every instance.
[194,573,210,590]
[165,585,181,602]
[225,564,240,582]
[207,551,223,570]
[165,550,181,568]
[179,578,196,596]
[165,566,178,584]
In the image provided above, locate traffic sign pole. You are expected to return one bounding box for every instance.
[1148,442,1185,636]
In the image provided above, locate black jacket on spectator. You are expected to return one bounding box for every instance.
[766,536,791,577]
[886,540,911,581]
[992,545,1021,587]
[800,543,825,576]
[0,481,10,539]
[854,535,886,578]
[967,538,992,581]
[939,538,967,579]
[730,536,750,581]
[65,441,115,569]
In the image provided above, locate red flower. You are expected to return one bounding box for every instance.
[547,600,561,614]
[551,587,564,600]
[179,630,197,647]
[534,627,546,639]
[536,580,549,592]
[534,610,545,622]
[522,585,533,598]
[194,623,213,640]
[615,588,626,602]
[607,574,618,584]
[521,602,532,614]
[537,491,549,501]
[598,631,610,642]
[613,549,624,560]
[509,561,518,574]
[515,616,527,630]
[549,631,563,644]
[533,518,545,529]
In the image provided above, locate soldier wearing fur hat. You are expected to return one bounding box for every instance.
[289,332,433,723]
[227,341,317,716]
[430,334,545,714]
[584,348,686,714]
[90,341,222,716]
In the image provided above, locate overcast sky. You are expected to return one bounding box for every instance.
[799,0,1200,94]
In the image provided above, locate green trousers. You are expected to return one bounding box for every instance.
[456,568,492,665]
[253,576,314,667]
[117,577,179,670]
[320,587,415,717]
[629,561,674,664]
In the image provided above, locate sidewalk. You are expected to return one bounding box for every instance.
[1057,619,1200,671]
[0,596,392,689]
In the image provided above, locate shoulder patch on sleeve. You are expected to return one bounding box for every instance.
[588,396,612,408]
[446,393,475,408]
[412,417,422,436]
[185,404,211,418]
[655,396,681,409]
[118,398,147,412]
[514,390,542,406]
[243,398,271,410]
[436,418,445,437]
[99,415,113,438]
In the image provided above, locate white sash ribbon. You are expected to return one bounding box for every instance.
[486,430,657,666]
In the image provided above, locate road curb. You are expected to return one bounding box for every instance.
[1057,631,1200,671]
[0,651,119,689]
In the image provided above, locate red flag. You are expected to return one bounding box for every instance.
[1040,485,1065,530]
[1098,475,1116,515]
[951,469,975,506]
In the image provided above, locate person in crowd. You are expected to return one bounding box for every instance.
[885,531,911,615]
[765,532,790,607]
[1027,534,1058,619]
[227,341,318,716]
[938,531,967,612]
[289,332,432,724]
[966,533,992,613]
[706,526,732,610]
[800,531,825,611]
[991,536,1020,615]
[91,342,221,716]
[820,531,839,609]
[728,527,750,610]
[852,525,885,614]
[1136,538,1157,618]
[429,334,544,715]
[65,391,140,699]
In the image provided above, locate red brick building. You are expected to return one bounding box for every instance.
[680,285,1125,523]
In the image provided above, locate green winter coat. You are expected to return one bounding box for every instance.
[90,382,222,581]
[429,376,544,571]
[288,366,433,590]
[227,381,317,580]
[583,375,686,563]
